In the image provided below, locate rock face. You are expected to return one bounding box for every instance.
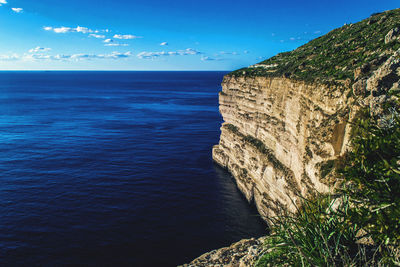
[212,48,400,222]
[180,237,266,267]
[385,27,400,44]
[212,76,353,221]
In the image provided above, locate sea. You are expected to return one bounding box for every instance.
[0,71,267,267]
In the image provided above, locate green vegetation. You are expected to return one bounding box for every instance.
[340,100,400,253]
[229,9,400,87]
[256,96,400,266]
[256,195,372,267]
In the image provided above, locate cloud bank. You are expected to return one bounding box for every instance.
[104,43,129,47]
[89,34,106,39]
[0,51,132,61]
[137,48,201,59]
[113,34,142,40]
[44,26,107,34]
[29,47,51,53]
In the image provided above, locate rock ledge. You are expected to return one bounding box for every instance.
[180,237,266,267]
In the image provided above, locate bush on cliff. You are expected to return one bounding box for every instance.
[340,98,400,262]
[256,195,372,267]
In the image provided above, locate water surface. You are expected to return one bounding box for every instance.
[0,71,267,266]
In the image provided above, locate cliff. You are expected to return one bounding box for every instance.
[183,8,400,266]
[212,9,400,222]
[212,76,351,220]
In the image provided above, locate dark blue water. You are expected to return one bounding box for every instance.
[0,71,267,267]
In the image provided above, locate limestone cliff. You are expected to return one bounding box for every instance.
[212,76,353,220]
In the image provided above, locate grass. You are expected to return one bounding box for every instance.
[255,194,377,267]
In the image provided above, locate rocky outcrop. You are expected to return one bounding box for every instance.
[180,237,266,267]
[385,27,400,44]
[366,48,400,96]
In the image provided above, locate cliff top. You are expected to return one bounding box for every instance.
[228,8,400,86]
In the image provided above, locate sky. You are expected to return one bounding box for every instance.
[0,0,398,70]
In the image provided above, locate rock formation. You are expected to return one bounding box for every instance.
[212,76,351,220]
[180,237,266,267]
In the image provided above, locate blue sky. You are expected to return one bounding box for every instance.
[0,0,398,70]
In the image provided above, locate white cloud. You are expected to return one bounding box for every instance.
[0,0,7,6]
[179,48,201,55]
[220,51,238,55]
[201,56,215,61]
[104,43,129,47]
[11,7,23,13]
[137,48,201,59]
[29,47,51,53]
[45,26,73,33]
[44,26,98,34]
[75,26,92,33]
[0,51,132,62]
[89,34,106,39]
[113,34,142,40]
[69,51,132,60]
[103,39,113,43]
[160,42,168,46]
[25,54,52,60]
[0,54,19,61]
[137,51,166,59]
[201,56,224,61]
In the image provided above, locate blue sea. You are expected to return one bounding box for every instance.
[0,71,267,266]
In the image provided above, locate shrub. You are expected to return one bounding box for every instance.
[256,195,372,267]
[340,103,400,262]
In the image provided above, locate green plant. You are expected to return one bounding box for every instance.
[256,194,373,267]
[340,104,400,263]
